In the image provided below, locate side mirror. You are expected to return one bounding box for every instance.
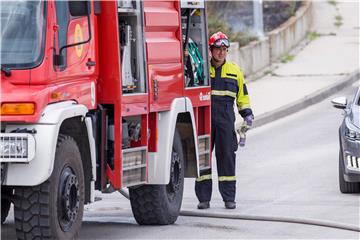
[69,1,90,17]
[331,96,347,109]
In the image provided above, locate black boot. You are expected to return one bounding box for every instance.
[197,201,210,209]
[224,201,236,209]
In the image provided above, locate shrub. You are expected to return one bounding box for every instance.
[207,9,258,47]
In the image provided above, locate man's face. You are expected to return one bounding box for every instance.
[211,46,228,63]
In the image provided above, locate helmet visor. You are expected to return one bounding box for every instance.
[214,38,230,48]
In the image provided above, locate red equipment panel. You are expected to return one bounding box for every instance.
[144,1,184,112]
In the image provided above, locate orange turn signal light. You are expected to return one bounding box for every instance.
[1,103,35,115]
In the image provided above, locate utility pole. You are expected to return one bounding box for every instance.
[253,0,264,38]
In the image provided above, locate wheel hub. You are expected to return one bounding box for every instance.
[168,152,182,197]
[58,167,80,231]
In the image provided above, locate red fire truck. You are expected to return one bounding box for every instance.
[0,0,211,238]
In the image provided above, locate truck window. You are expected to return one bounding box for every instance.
[0,1,46,69]
[118,0,147,94]
[181,3,209,88]
[55,1,70,69]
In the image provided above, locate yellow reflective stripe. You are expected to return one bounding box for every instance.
[211,90,236,98]
[210,66,215,77]
[218,176,236,181]
[238,103,251,110]
[196,174,212,182]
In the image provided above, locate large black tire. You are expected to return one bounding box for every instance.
[1,187,12,224]
[14,134,85,239]
[129,130,184,225]
[339,150,360,193]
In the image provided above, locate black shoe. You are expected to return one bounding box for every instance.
[225,201,236,209]
[197,201,210,209]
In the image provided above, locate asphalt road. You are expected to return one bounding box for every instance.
[2,83,359,239]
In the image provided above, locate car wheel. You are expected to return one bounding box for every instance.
[339,150,360,193]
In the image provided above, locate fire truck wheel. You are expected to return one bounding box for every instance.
[129,130,184,225]
[1,187,12,224]
[14,134,85,239]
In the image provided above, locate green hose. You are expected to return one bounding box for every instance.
[187,38,204,85]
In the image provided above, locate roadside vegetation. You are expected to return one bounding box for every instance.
[263,1,302,31]
[207,9,258,47]
[307,31,321,41]
[327,0,343,27]
[280,53,295,63]
[334,15,343,27]
[206,1,302,47]
[307,31,336,42]
[327,0,337,6]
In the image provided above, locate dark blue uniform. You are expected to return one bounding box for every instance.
[195,61,252,203]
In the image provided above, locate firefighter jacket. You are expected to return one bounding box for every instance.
[210,61,252,118]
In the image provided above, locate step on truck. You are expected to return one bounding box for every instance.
[0,0,212,239]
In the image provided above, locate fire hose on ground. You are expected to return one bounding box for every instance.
[118,189,359,233]
[180,210,360,232]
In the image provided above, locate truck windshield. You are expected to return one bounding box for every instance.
[0,1,46,68]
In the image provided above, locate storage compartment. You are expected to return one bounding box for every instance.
[118,0,147,94]
[122,115,144,148]
[181,1,209,87]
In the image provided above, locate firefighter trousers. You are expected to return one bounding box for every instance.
[195,100,238,202]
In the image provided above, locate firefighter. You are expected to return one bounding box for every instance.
[195,31,254,209]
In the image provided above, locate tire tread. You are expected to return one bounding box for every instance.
[129,130,184,225]
[14,134,82,239]
[130,185,171,225]
[14,182,51,239]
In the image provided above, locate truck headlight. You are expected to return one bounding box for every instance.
[0,134,35,162]
[0,137,28,157]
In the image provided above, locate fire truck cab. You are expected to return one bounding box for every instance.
[0,0,211,239]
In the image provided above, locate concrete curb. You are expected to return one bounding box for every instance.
[250,70,360,129]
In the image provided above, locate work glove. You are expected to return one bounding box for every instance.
[237,115,254,147]
[244,114,254,127]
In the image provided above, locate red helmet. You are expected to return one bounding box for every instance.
[209,31,230,48]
